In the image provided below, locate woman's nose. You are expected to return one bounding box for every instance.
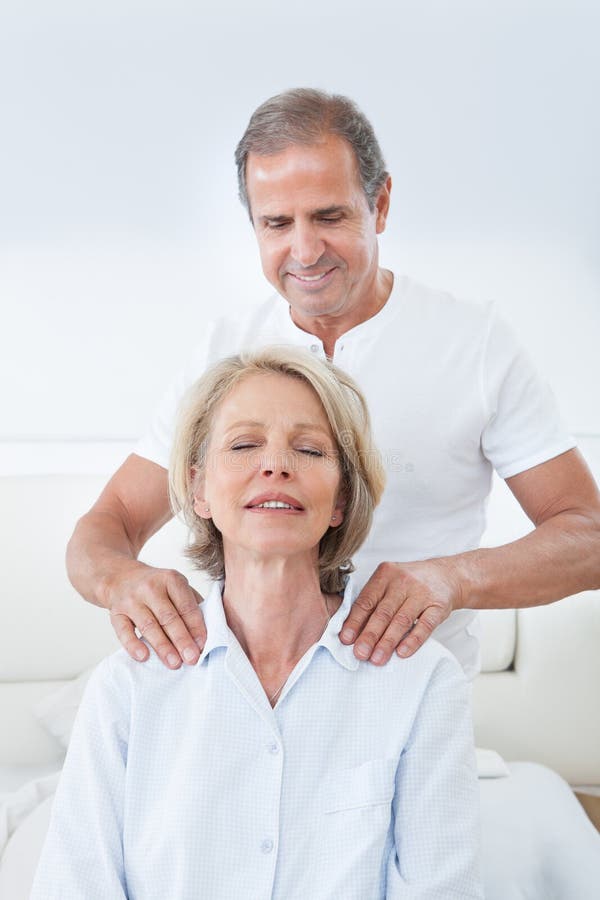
[258,449,293,478]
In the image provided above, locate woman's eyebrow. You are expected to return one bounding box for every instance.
[292,422,332,436]
[224,420,263,432]
[223,420,331,436]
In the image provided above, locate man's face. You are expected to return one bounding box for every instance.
[245,134,390,323]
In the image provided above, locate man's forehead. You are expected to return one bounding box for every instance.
[246,137,361,187]
[246,148,365,219]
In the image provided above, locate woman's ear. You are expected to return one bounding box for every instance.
[191,468,211,519]
[330,491,347,527]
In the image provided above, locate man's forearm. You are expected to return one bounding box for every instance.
[452,509,600,611]
[66,510,144,609]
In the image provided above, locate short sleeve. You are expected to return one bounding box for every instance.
[134,323,217,470]
[481,311,575,479]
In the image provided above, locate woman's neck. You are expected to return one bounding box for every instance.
[221,548,341,700]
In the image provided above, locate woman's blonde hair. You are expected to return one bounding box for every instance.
[169,346,386,593]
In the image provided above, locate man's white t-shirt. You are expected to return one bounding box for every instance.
[137,275,575,678]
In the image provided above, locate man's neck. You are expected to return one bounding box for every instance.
[290,267,394,359]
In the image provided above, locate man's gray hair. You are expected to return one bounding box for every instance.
[234,88,388,219]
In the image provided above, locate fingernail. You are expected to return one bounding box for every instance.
[134,648,146,661]
[398,646,409,658]
[183,647,197,663]
[194,637,205,648]
[371,649,385,664]
[167,653,180,666]
[340,628,355,642]
[355,642,371,658]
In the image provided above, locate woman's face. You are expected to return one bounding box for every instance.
[194,372,345,562]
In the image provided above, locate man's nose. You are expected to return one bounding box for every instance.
[290,223,325,268]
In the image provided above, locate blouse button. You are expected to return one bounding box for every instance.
[261,838,274,854]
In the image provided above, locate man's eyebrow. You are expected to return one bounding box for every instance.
[259,205,349,224]
[313,205,349,217]
[259,214,290,225]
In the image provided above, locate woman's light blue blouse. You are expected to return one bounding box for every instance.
[31,579,483,899]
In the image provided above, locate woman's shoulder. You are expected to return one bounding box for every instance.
[358,636,468,700]
[93,641,197,694]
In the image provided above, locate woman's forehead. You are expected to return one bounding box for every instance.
[212,371,333,433]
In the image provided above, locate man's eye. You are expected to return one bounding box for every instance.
[231,443,258,451]
[320,217,341,224]
[267,221,290,230]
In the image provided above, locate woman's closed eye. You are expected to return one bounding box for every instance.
[297,447,324,457]
[230,442,259,451]
[229,441,326,458]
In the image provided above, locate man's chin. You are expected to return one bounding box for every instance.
[281,289,348,321]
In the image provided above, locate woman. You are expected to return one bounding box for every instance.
[31,347,482,898]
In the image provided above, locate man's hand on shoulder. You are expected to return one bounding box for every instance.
[339,559,462,665]
[102,559,207,668]
[66,453,207,669]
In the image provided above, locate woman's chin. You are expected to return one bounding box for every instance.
[223,534,320,566]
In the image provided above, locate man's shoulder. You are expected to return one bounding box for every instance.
[199,293,288,354]
[399,274,495,331]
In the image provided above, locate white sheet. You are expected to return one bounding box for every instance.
[480,762,600,898]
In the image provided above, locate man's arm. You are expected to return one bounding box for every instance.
[66,453,206,668]
[341,448,600,664]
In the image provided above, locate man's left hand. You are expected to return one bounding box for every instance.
[339,559,464,664]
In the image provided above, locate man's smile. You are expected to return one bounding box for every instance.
[287,267,337,288]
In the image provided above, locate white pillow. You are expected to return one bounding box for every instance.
[31,667,95,749]
[0,772,59,859]
[476,747,510,778]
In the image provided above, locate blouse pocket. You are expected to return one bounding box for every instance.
[321,757,397,814]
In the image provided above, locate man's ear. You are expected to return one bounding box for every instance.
[375,175,392,234]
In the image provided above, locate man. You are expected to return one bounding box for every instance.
[67,88,600,678]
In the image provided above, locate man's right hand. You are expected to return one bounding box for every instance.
[66,454,207,669]
[103,560,207,668]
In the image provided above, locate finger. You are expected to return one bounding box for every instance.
[339,569,389,644]
[130,607,184,669]
[396,607,447,659]
[110,611,151,663]
[367,605,426,665]
[164,575,206,664]
[352,603,415,661]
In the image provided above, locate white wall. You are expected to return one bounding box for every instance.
[1,0,598,475]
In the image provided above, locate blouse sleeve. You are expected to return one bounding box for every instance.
[30,655,130,899]
[387,654,484,898]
